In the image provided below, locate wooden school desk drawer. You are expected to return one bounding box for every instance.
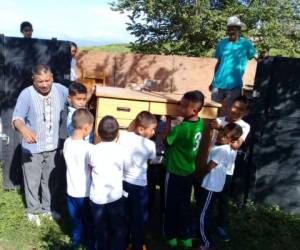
[149,102,179,116]
[96,97,150,120]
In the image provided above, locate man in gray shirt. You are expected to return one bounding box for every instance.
[12,64,68,226]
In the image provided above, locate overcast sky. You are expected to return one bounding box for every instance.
[0,0,134,46]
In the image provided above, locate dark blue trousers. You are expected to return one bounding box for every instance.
[164,172,194,240]
[90,198,126,250]
[123,181,149,250]
[67,195,95,249]
[198,187,218,248]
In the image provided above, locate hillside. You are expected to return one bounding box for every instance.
[80,43,132,53]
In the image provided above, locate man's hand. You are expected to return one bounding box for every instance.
[20,126,37,144]
[210,119,220,130]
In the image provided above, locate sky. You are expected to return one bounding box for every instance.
[0,0,134,47]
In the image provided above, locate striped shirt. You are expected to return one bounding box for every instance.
[12,83,68,154]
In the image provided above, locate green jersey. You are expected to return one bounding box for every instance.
[164,118,204,176]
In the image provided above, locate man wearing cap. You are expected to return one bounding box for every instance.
[210,16,256,111]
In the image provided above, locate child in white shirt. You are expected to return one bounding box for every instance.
[197,123,243,250]
[63,108,95,249]
[210,95,250,240]
[117,111,157,250]
[88,116,128,250]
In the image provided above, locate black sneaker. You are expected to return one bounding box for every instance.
[216,226,230,241]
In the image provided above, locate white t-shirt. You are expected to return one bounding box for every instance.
[117,131,156,186]
[88,141,127,204]
[70,58,77,81]
[211,117,250,175]
[202,144,233,192]
[63,137,93,198]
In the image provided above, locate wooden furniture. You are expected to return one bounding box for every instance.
[95,86,221,129]
[81,71,106,91]
[95,86,222,166]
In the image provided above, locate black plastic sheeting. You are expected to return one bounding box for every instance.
[0,35,71,189]
[251,57,300,213]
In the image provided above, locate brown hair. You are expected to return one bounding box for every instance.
[98,116,119,142]
[222,123,243,141]
[134,111,157,129]
[72,108,94,129]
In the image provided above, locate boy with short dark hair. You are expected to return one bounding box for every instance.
[117,111,157,250]
[210,95,250,241]
[20,21,33,38]
[88,116,127,250]
[66,82,94,142]
[197,123,243,250]
[164,90,205,249]
[63,108,95,249]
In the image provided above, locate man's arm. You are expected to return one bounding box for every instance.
[12,89,37,144]
[13,119,37,143]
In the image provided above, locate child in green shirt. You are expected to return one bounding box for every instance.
[164,90,205,249]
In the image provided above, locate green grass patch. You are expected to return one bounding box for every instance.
[80,43,132,54]
[1,166,300,249]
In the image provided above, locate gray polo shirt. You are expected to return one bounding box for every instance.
[12,83,68,154]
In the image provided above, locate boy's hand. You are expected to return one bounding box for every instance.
[210,119,220,130]
[162,116,172,140]
[194,170,203,182]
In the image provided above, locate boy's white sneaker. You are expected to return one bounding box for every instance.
[42,211,61,221]
[27,213,41,226]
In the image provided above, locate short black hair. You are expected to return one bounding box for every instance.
[182,90,205,111]
[134,111,157,129]
[70,42,77,49]
[20,21,33,32]
[98,116,119,142]
[68,82,87,96]
[222,123,243,141]
[233,95,249,110]
[32,64,52,76]
[72,108,94,129]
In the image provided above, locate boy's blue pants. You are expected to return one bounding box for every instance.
[90,198,126,250]
[164,172,194,240]
[67,195,95,249]
[123,181,149,250]
[198,187,218,248]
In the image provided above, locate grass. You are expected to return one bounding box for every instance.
[80,43,132,54]
[1,166,300,249]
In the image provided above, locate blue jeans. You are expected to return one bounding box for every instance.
[90,198,126,250]
[67,196,95,249]
[123,181,149,250]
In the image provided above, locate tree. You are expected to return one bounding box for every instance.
[111,0,300,57]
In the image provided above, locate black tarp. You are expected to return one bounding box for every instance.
[0,35,71,189]
[252,57,300,213]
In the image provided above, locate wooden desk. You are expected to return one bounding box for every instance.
[95,86,221,129]
[95,87,222,167]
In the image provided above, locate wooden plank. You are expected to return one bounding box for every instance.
[95,86,221,108]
